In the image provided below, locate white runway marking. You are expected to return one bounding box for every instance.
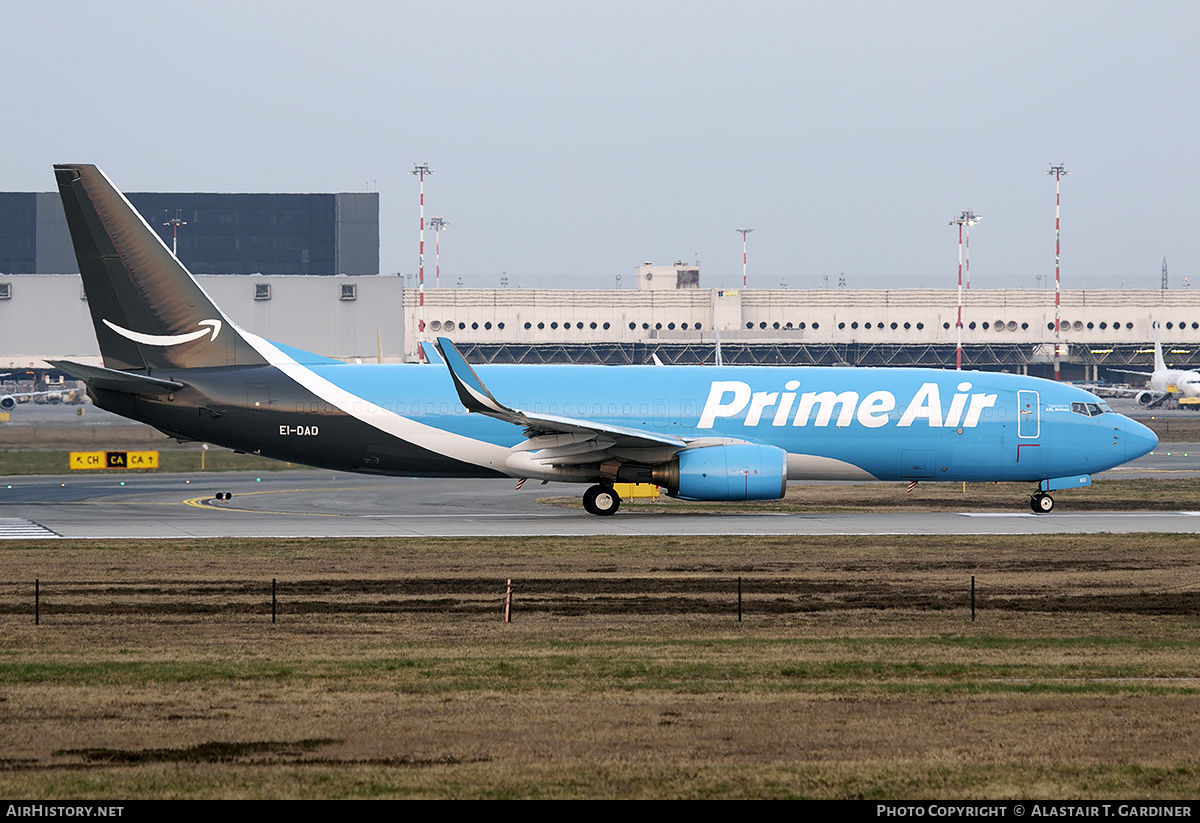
[961,511,1200,518]
[0,518,60,539]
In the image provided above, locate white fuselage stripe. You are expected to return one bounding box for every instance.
[239,330,515,473]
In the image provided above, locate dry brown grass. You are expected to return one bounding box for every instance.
[1,535,1199,799]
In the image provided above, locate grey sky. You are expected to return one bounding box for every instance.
[6,1,1197,290]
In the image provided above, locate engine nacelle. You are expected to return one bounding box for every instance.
[0,396,14,411]
[653,443,787,501]
[1136,391,1155,406]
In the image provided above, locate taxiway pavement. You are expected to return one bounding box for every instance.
[2,401,1198,539]
[1,451,1198,539]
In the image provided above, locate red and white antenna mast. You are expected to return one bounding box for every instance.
[948,210,980,370]
[963,210,980,291]
[162,210,187,258]
[736,228,753,287]
[429,216,449,290]
[410,162,433,361]
[1047,163,1069,381]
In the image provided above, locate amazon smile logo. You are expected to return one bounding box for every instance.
[103,319,222,347]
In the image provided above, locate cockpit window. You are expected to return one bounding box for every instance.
[1071,401,1111,417]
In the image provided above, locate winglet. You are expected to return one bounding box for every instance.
[419,341,444,364]
[434,337,689,451]
[434,337,509,416]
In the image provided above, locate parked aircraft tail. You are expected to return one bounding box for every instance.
[53,164,268,373]
[1153,322,1167,374]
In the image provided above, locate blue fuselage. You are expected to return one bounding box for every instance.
[123,357,1157,485]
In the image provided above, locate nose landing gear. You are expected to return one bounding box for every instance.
[1030,492,1054,514]
[583,483,620,516]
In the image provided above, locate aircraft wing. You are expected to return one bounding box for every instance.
[435,337,688,466]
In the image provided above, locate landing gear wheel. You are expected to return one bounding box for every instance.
[583,484,621,516]
[1030,492,1054,514]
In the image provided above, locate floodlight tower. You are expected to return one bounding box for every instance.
[429,216,450,289]
[162,210,187,258]
[736,228,753,287]
[948,210,981,370]
[962,210,980,291]
[410,163,434,359]
[1047,163,1069,381]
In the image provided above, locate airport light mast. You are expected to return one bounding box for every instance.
[963,210,980,291]
[162,211,187,258]
[410,163,433,360]
[948,210,981,370]
[429,216,449,290]
[736,228,753,287]
[1047,163,1069,381]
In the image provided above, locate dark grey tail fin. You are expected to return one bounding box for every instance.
[53,164,267,372]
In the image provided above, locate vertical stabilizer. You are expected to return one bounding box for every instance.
[1153,322,1167,374]
[53,164,267,372]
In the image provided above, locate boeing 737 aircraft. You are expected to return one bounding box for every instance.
[1109,324,1200,408]
[48,164,1157,515]
[0,390,63,411]
[0,373,64,410]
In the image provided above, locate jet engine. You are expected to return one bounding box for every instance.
[0,396,14,410]
[652,443,787,501]
[1136,391,1156,406]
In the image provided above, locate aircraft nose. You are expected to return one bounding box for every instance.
[1121,416,1158,461]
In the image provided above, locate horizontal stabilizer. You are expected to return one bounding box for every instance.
[48,360,183,396]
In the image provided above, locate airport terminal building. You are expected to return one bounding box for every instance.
[0,189,378,276]
[3,267,1200,382]
[2,190,1198,380]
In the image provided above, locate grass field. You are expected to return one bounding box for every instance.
[1,534,1199,799]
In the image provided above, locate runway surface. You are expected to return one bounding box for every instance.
[1,445,1199,538]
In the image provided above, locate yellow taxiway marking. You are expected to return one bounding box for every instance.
[182,487,380,516]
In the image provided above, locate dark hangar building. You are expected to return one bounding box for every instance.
[0,190,379,276]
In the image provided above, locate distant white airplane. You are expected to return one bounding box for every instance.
[1105,324,1200,408]
[0,389,63,411]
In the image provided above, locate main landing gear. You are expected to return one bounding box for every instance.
[1030,492,1054,514]
[583,483,621,516]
